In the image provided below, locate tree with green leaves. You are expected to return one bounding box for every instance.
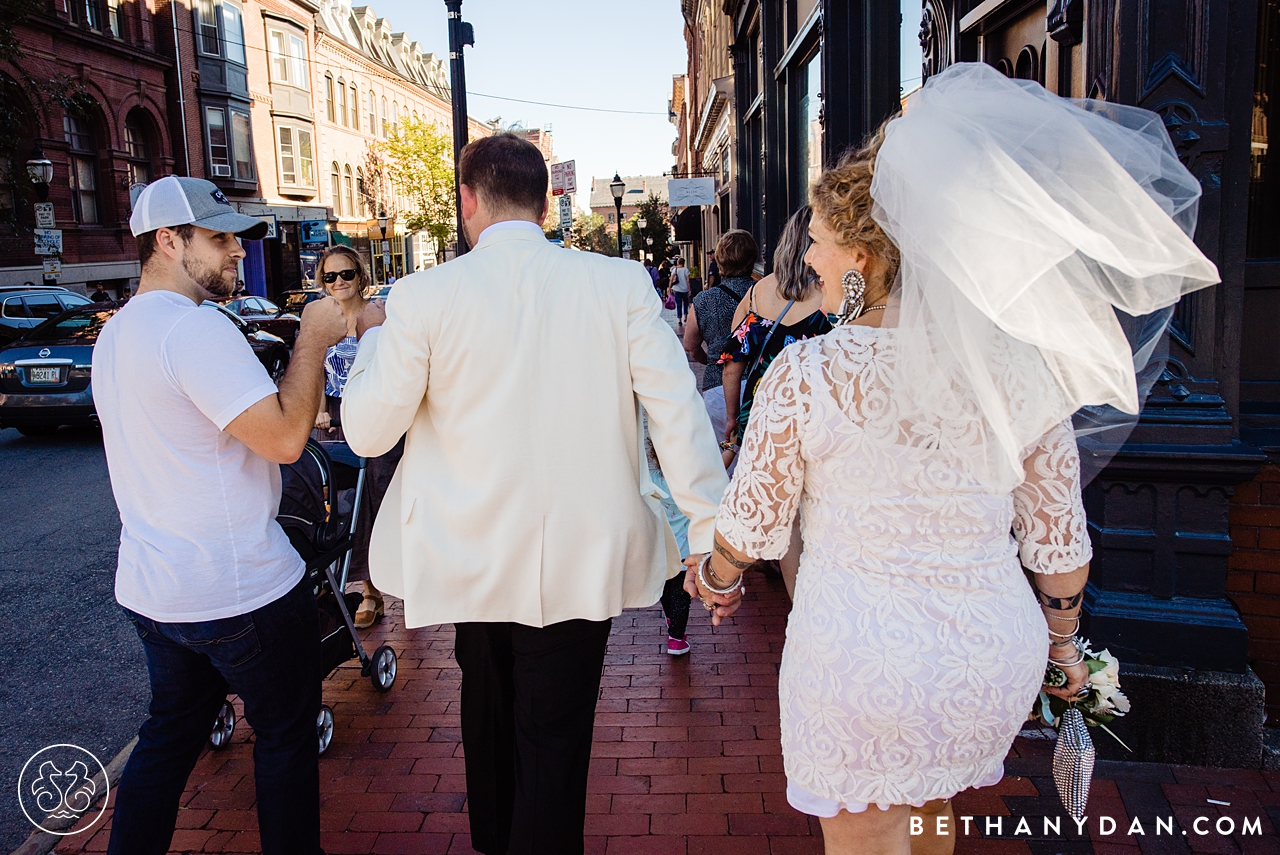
[620,194,673,266]
[571,211,616,256]
[375,116,456,258]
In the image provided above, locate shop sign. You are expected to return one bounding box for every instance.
[667,177,716,207]
[256,214,279,240]
[299,220,329,245]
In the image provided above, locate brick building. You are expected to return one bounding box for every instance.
[312,0,491,282]
[1,0,175,297]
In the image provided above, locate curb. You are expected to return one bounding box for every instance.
[9,736,137,855]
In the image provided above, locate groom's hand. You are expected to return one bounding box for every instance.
[356,300,387,340]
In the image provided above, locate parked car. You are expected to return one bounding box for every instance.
[280,289,326,316]
[200,301,290,381]
[221,296,300,345]
[1,289,94,346]
[0,306,113,436]
[0,303,290,436]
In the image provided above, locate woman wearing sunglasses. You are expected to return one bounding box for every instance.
[312,246,402,629]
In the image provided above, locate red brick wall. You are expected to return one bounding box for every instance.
[1226,461,1280,724]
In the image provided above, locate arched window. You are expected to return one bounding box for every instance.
[391,100,399,134]
[123,108,156,187]
[380,96,388,138]
[343,165,354,220]
[356,166,366,216]
[336,78,347,127]
[349,83,357,129]
[330,161,342,216]
[412,110,418,125]
[325,74,335,122]
[368,90,376,134]
[64,113,99,224]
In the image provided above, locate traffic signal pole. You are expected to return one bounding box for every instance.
[445,0,474,256]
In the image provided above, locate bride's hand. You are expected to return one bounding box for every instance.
[682,554,744,627]
[1044,659,1090,702]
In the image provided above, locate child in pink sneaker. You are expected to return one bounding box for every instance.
[651,466,693,656]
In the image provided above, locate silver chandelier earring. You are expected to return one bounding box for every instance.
[838,269,867,324]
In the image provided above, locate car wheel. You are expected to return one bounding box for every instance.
[269,353,288,383]
[16,425,58,437]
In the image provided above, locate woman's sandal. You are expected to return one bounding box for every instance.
[354,594,384,629]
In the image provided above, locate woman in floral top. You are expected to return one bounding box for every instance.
[720,207,831,451]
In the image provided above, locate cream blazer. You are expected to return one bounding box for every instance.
[341,225,728,629]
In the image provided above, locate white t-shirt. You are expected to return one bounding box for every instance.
[672,266,691,293]
[92,290,304,622]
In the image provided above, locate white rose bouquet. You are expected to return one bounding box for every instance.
[1030,639,1131,750]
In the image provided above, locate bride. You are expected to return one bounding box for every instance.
[687,63,1219,855]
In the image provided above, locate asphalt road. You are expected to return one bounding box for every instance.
[0,425,148,849]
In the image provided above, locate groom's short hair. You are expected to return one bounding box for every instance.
[459,133,549,218]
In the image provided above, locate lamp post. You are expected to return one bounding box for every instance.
[375,211,389,285]
[610,173,625,258]
[445,0,475,256]
[327,212,339,247]
[26,147,54,203]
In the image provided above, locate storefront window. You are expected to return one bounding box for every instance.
[1250,0,1280,257]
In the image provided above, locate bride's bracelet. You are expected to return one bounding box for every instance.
[698,553,744,596]
[1048,637,1085,667]
[1048,617,1080,639]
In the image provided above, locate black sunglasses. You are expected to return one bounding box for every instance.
[321,269,359,284]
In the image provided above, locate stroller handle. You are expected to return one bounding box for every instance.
[317,440,367,471]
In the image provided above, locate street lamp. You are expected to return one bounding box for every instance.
[26,147,54,203]
[327,212,339,247]
[610,173,625,258]
[373,211,389,285]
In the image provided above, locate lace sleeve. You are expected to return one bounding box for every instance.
[1011,419,1093,574]
[715,345,807,559]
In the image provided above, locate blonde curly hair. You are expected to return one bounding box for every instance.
[809,120,901,284]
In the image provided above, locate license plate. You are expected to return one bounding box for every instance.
[28,367,60,383]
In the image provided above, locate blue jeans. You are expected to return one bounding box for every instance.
[674,291,689,321]
[107,576,322,855]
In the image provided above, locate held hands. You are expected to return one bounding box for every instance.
[299,297,349,348]
[682,553,744,627]
[356,300,387,340]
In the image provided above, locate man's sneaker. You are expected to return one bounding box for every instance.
[667,636,690,656]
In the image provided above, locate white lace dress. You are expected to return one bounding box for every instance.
[716,325,1091,816]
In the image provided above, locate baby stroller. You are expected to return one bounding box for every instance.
[209,439,399,755]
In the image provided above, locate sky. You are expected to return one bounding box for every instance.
[369,0,926,213]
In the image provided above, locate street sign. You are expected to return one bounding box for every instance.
[42,258,61,280]
[34,203,55,229]
[381,240,391,253]
[621,234,632,251]
[558,195,573,229]
[622,251,631,260]
[550,160,576,196]
[34,228,62,255]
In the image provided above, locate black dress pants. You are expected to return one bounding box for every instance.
[454,617,612,855]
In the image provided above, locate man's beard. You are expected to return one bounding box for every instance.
[183,255,234,299]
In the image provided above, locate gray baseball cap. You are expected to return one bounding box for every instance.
[129,176,269,240]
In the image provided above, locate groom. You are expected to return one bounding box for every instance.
[340,133,727,854]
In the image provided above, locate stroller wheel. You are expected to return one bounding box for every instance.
[209,700,236,749]
[371,645,397,692]
[317,705,334,755]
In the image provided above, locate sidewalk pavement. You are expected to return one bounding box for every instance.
[50,564,1280,855]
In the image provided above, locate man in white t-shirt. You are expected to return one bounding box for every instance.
[94,177,349,855]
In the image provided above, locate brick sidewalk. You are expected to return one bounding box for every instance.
[51,568,1280,855]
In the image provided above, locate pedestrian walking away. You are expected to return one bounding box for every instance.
[93,175,353,855]
[339,133,728,855]
[669,256,691,323]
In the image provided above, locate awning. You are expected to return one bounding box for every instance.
[674,206,703,243]
[333,231,354,247]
